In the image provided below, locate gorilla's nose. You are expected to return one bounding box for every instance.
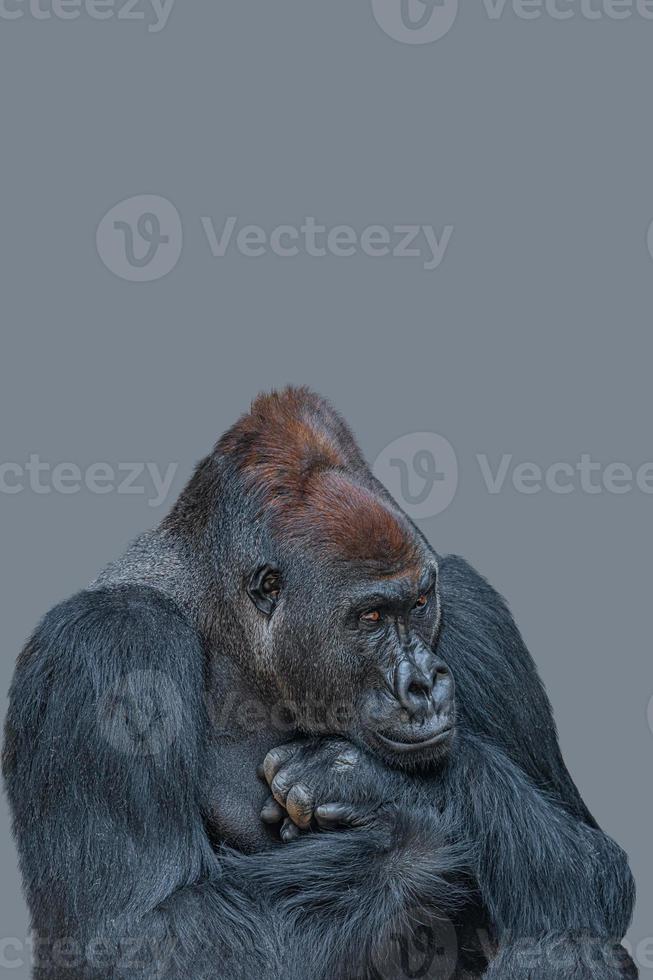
[394,652,453,721]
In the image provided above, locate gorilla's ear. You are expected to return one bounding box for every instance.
[247,565,282,617]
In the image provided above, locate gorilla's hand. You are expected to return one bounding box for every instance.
[259,737,395,842]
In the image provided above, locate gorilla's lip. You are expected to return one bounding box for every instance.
[376,724,453,754]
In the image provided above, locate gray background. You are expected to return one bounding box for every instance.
[1,1,652,974]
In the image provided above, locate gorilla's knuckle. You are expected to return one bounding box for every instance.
[285,783,313,827]
[270,771,293,802]
[332,747,360,771]
[263,750,285,784]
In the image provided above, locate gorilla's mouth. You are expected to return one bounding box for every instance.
[376,722,453,754]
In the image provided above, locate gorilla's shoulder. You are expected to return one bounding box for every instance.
[5,585,206,820]
[439,554,500,600]
[438,554,515,631]
[15,584,202,678]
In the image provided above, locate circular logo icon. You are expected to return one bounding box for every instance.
[96,194,183,282]
[369,907,459,980]
[97,669,183,757]
[373,432,458,519]
[371,0,459,44]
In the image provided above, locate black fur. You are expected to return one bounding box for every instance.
[3,389,637,979]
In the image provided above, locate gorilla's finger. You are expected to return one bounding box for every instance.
[314,803,352,828]
[314,803,371,829]
[263,744,300,786]
[280,817,301,843]
[285,783,314,829]
[260,795,285,824]
[270,768,297,806]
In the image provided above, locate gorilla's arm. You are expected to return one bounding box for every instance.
[3,585,466,980]
[444,732,635,978]
[437,555,592,812]
[258,731,635,978]
[437,556,637,979]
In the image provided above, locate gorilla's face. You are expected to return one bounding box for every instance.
[221,397,457,769]
[247,547,456,770]
[344,559,454,767]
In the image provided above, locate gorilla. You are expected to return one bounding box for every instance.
[3,387,637,980]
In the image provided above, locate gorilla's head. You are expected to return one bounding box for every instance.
[169,387,455,770]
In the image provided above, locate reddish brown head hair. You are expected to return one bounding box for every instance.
[218,387,421,574]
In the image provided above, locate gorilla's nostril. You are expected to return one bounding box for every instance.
[408,681,429,700]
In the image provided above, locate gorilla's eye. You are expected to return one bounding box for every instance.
[360,609,382,624]
[414,594,428,609]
